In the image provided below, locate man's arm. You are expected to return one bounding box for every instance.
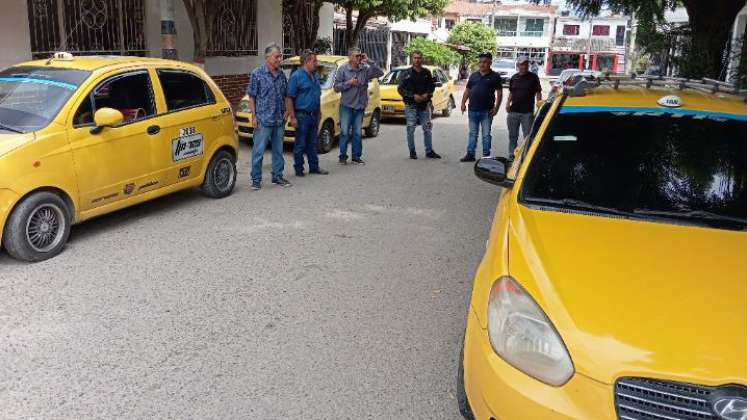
[365,62,385,79]
[425,71,436,100]
[285,96,296,127]
[492,85,503,117]
[397,72,415,103]
[460,87,470,114]
[247,73,259,128]
[505,92,513,113]
[535,77,543,102]
[334,68,351,92]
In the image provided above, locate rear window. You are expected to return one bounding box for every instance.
[520,107,747,231]
[157,70,215,111]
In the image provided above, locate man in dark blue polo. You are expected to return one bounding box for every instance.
[288,50,329,177]
[459,52,503,162]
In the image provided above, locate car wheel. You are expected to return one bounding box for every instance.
[457,332,476,420]
[364,110,380,138]
[444,96,455,117]
[317,120,335,154]
[2,191,72,262]
[201,150,237,198]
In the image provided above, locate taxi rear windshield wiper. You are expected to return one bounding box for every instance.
[0,123,23,134]
[633,209,747,230]
[523,197,635,218]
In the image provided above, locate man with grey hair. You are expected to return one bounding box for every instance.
[333,47,384,165]
[287,49,328,177]
[247,43,294,189]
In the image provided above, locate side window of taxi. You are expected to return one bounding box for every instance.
[157,70,215,112]
[73,71,155,127]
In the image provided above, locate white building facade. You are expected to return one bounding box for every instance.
[548,12,630,75]
[491,3,558,72]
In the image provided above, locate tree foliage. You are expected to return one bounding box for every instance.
[335,0,449,50]
[403,37,461,66]
[447,21,497,65]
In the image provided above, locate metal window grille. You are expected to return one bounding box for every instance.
[494,18,517,37]
[282,0,314,57]
[27,0,147,59]
[205,0,258,57]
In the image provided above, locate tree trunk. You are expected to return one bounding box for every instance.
[683,0,744,79]
[344,6,354,50]
[182,0,208,64]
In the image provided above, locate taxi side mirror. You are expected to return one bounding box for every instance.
[91,108,124,134]
[475,157,514,188]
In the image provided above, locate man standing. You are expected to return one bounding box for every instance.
[247,43,293,189]
[460,52,503,162]
[397,50,441,160]
[333,48,384,165]
[288,50,329,177]
[505,56,542,161]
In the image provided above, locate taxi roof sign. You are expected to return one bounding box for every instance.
[657,95,683,108]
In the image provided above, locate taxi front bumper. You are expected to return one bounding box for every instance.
[463,307,616,419]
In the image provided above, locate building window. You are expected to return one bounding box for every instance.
[563,24,580,36]
[27,0,148,59]
[616,25,626,46]
[206,0,258,57]
[467,18,483,24]
[494,17,517,36]
[445,19,456,30]
[523,18,544,37]
[592,25,610,36]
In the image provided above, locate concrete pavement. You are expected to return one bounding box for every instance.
[0,95,513,419]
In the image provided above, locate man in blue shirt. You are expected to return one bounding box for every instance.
[333,47,384,165]
[247,43,293,189]
[288,50,329,177]
[459,52,503,162]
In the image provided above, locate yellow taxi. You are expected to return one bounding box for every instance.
[0,53,238,262]
[458,77,747,419]
[379,65,455,118]
[235,55,382,153]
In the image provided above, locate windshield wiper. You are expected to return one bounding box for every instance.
[0,123,23,134]
[633,209,747,229]
[523,197,634,217]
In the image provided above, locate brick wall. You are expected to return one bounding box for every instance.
[212,74,249,107]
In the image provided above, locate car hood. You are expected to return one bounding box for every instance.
[0,132,35,158]
[379,85,402,101]
[508,204,747,386]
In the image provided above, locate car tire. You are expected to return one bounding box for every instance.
[201,150,237,199]
[457,332,476,420]
[444,96,455,117]
[317,120,335,154]
[364,110,380,138]
[2,191,72,262]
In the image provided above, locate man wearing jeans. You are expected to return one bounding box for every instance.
[460,52,503,162]
[288,50,329,177]
[333,47,384,165]
[397,50,441,160]
[506,56,542,161]
[247,43,293,189]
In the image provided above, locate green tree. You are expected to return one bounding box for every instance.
[403,37,461,66]
[447,21,497,65]
[335,0,449,50]
[539,0,746,79]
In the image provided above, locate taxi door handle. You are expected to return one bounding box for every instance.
[147,125,160,135]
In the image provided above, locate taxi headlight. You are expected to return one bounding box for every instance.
[487,276,574,386]
[237,99,250,113]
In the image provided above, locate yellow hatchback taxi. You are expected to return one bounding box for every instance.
[0,53,238,262]
[379,65,456,118]
[235,55,382,153]
[458,77,747,419]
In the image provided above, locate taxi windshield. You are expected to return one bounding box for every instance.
[381,69,405,85]
[520,108,747,231]
[0,66,89,133]
[282,62,336,89]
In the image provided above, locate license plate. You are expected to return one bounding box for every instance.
[383,105,395,113]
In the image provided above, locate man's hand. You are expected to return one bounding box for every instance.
[461,103,466,114]
[251,114,259,129]
[349,78,360,87]
[490,107,498,117]
[505,103,511,113]
[289,116,297,128]
[360,53,368,64]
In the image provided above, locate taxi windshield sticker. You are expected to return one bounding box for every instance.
[172,127,203,161]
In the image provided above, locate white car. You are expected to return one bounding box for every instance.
[491,59,517,84]
[553,69,602,89]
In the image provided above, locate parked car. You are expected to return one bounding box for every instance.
[550,69,603,92]
[379,65,455,118]
[234,55,382,154]
[0,53,238,262]
[458,77,747,419]
[491,58,517,84]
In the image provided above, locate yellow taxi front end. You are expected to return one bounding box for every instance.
[461,85,747,419]
[1,55,237,262]
[379,65,454,118]
[235,55,382,150]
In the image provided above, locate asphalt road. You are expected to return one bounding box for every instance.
[0,93,511,419]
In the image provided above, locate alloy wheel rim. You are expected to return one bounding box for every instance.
[213,157,235,192]
[25,203,66,253]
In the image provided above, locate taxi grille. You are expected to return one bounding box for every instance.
[615,377,716,420]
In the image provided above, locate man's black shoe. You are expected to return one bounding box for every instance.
[338,158,347,165]
[351,158,366,165]
[310,168,329,175]
[460,154,476,162]
[272,176,292,187]
[410,151,418,160]
[295,171,305,177]
[426,151,441,159]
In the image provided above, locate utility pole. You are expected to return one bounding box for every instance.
[160,0,178,59]
[586,15,593,70]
